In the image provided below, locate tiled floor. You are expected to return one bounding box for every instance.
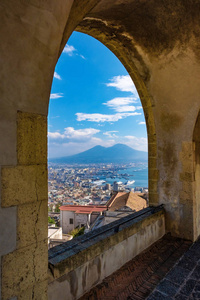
[79,234,192,300]
[147,237,200,299]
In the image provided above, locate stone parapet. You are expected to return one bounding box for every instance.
[48,206,165,300]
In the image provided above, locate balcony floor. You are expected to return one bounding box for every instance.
[79,234,193,300]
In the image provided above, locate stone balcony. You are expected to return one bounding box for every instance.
[48,206,165,300]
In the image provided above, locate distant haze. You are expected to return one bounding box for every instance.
[49,143,147,164]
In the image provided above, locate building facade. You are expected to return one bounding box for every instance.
[60,205,107,234]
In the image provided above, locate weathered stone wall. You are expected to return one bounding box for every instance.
[75,0,200,240]
[1,112,48,299]
[0,1,75,299]
[48,209,165,300]
[1,0,200,299]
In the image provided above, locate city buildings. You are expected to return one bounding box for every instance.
[60,204,107,234]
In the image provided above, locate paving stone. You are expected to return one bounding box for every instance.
[165,266,191,285]
[180,279,196,296]
[175,294,189,300]
[190,291,200,299]
[190,241,200,251]
[146,290,172,300]
[184,250,200,262]
[177,256,197,271]
[193,282,200,293]
[156,279,179,296]
[190,265,200,280]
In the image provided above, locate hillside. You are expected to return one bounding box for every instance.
[50,144,148,164]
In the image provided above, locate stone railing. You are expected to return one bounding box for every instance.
[48,206,165,300]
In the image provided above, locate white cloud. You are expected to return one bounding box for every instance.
[62,44,86,59]
[103,94,143,113]
[51,116,60,119]
[80,54,86,60]
[50,93,63,99]
[104,97,140,113]
[106,75,138,95]
[104,97,137,107]
[48,127,100,143]
[54,72,61,80]
[76,112,141,123]
[48,132,64,139]
[113,105,138,112]
[124,135,147,152]
[63,44,76,56]
[139,121,146,125]
[48,127,117,158]
[63,127,100,142]
[103,131,118,138]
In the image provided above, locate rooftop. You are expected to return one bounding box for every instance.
[59,205,107,214]
[107,191,147,212]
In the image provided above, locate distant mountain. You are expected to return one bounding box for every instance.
[49,144,147,164]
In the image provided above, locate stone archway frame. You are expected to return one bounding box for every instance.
[68,19,158,206]
[192,110,200,239]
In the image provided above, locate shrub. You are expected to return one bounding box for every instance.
[48,216,56,225]
[69,226,85,238]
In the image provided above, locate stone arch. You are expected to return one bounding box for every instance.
[3,1,200,298]
[56,23,158,206]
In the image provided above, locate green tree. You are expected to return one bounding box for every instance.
[55,204,60,212]
[69,226,85,238]
[48,216,55,225]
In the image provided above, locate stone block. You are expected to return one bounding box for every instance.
[0,206,17,256]
[179,182,194,203]
[181,141,194,155]
[36,164,48,201]
[181,160,195,173]
[148,157,157,169]
[149,192,159,205]
[17,111,47,165]
[149,168,159,180]
[180,149,193,164]
[148,133,157,144]
[2,240,48,299]
[1,166,36,207]
[134,86,152,109]
[179,205,194,240]
[1,165,47,207]
[0,117,17,166]
[145,112,156,132]
[17,200,48,249]
[180,172,195,182]
[149,179,158,193]
[148,143,157,157]
[18,279,48,300]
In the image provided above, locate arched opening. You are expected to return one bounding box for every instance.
[48,31,149,240]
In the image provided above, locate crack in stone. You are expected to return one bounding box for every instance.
[32,181,42,299]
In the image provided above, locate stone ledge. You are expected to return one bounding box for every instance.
[48,206,164,280]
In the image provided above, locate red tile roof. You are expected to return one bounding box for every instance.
[59,205,107,214]
[107,191,147,212]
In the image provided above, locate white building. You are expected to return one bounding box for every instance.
[60,205,107,234]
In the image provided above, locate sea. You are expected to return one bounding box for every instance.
[94,164,148,189]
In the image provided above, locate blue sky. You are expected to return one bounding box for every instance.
[48,32,147,158]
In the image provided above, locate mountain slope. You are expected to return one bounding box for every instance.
[50,144,147,164]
